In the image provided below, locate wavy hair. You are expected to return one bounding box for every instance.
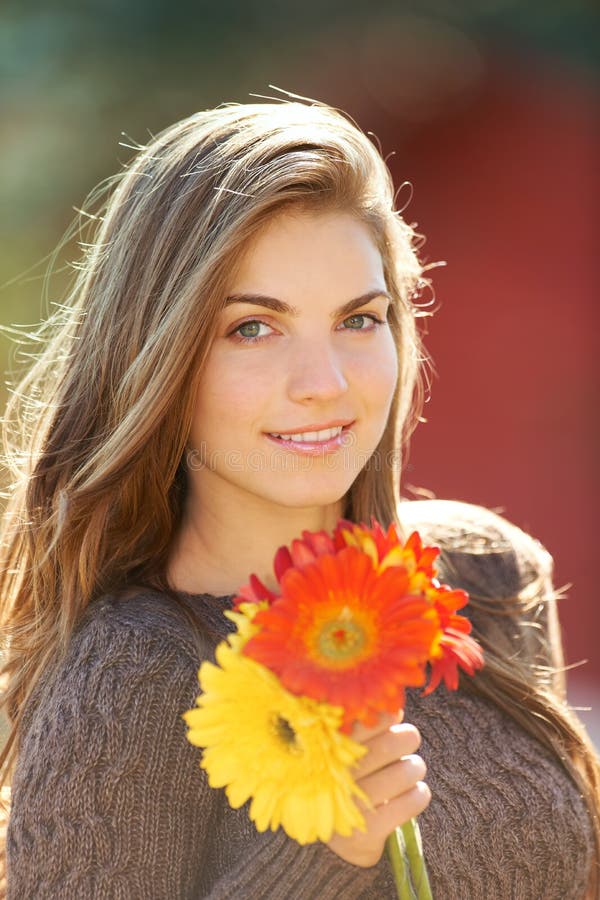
[0,98,598,894]
[0,99,428,770]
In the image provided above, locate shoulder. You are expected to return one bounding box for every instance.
[398,497,549,558]
[398,498,565,690]
[20,589,216,737]
[67,590,202,679]
[14,589,213,814]
[77,586,200,639]
[397,498,553,598]
[72,586,230,665]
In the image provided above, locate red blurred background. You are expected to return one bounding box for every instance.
[367,52,599,733]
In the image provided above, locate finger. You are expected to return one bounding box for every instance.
[351,710,403,744]
[358,755,427,809]
[363,782,431,842]
[353,723,422,780]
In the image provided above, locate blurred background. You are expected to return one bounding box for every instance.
[0,1,598,743]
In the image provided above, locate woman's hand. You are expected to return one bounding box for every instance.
[326,712,430,867]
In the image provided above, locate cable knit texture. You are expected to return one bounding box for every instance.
[6,500,595,898]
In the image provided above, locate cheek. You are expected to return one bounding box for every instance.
[354,338,398,405]
[191,357,273,440]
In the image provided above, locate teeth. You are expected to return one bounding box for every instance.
[271,426,343,442]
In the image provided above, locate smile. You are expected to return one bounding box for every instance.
[269,426,343,442]
[264,424,353,455]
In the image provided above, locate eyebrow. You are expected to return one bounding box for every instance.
[223,289,392,319]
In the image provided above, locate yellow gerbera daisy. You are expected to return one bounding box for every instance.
[183,641,368,844]
[223,600,265,652]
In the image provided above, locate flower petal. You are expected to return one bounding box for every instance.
[182,642,367,843]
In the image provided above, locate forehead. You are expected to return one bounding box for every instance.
[229,209,385,296]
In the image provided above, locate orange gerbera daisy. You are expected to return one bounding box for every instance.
[242,545,441,729]
[334,520,484,694]
[334,519,440,584]
[236,519,483,718]
[234,521,438,609]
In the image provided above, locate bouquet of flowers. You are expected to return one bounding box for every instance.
[183,518,484,899]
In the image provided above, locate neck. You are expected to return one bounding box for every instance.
[167,488,345,597]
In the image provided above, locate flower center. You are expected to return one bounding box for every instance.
[272,714,300,753]
[318,611,367,662]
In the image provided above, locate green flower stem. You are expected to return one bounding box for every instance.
[385,818,433,900]
[385,826,416,900]
[401,817,433,899]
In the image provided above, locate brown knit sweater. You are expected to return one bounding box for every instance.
[6,501,596,898]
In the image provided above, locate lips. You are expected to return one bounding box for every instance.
[264,423,353,455]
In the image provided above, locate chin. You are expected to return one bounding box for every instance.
[258,480,352,511]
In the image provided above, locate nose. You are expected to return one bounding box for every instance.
[286,339,349,403]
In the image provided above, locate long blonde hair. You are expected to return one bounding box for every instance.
[0,99,426,767]
[1,98,598,892]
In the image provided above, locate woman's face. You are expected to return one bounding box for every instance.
[187,208,398,513]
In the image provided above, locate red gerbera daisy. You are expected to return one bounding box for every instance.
[233,530,337,610]
[234,573,277,608]
[424,584,484,694]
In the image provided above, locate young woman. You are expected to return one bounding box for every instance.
[1,99,598,898]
